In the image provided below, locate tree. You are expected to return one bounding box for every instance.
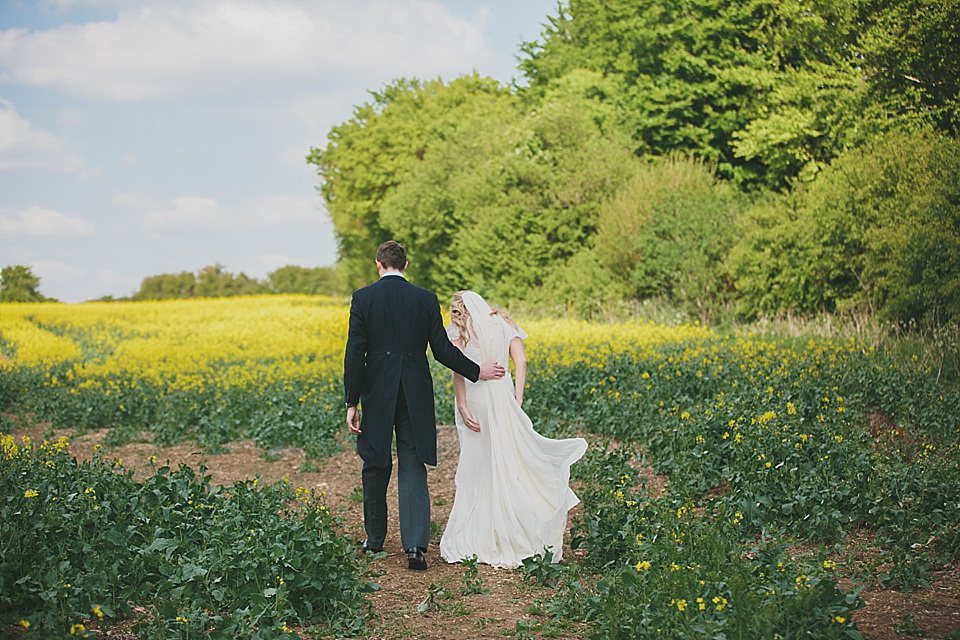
[132,271,197,300]
[0,265,49,302]
[858,0,960,136]
[595,155,745,322]
[306,74,513,291]
[131,265,267,300]
[266,265,344,295]
[518,0,888,188]
[379,69,637,303]
[729,129,960,322]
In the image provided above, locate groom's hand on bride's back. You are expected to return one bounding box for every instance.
[478,361,505,380]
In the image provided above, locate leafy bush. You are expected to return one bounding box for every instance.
[595,155,745,324]
[0,434,373,638]
[730,129,960,323]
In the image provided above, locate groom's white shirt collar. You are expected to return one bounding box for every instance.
[380,269,405,279]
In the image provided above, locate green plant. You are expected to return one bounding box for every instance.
[460,556,488,595]
[520,551,566,589]
[1,435,374,638]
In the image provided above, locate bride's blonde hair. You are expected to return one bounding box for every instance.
[449,291,518,346]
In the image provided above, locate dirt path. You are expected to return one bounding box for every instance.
[9,422,960,639]
[13,422,588,639]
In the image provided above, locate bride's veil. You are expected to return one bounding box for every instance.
[461,291,503,362]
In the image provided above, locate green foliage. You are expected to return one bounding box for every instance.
[385,69,637,304]
[305,0,960,326]
[519,0,868,188]
[858,0,960,137]
[578,502,864,639]
[595,155,745,323]
[519,551,566,589]
[729,129,960,322]
[5,298,959,637]
[459,556,489,595]
[306,74,514,291]
[522,329,958,637]
[1,438,373,638]
[266,265,343,296]
[132,264,268,300]
[1,265,52,303]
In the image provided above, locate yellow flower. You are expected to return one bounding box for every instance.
[70,623,86,634]
[635,560,651,571]
[93,605,103,619]
[23,489,38,498]
[19,620,30,629]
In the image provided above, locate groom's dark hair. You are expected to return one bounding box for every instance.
[376,240,406,270]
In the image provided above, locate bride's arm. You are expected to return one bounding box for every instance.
[453,371,481,432]
[510,336,526,407]
[451,337,482,432]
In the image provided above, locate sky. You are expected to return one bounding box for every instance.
[0,0,558,302]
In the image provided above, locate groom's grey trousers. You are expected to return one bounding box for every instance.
[361,382,430,552]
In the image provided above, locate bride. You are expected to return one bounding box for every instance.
[439,291,588,568]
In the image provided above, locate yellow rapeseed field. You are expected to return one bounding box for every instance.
[1,295,715,395]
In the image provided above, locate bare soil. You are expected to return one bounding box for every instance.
[7,421,960,639]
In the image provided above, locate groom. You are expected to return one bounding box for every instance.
[344,240,504,570]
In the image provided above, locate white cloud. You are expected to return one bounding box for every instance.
[250,252,313,274]
[0,205,95,236]
[142,196,236,229]
[31,258,84,285]
[248,194,326,226]
[0,98,84,171]
[0,0,491,102]
[110,191,159,210]
[94,267,138,297]
[141,193,328,231]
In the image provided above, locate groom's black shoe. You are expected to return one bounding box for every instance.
[361,540,383,554]
[406,547,427,571]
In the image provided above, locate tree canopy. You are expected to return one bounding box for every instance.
[299,0,959,323]
[0,266,52,303]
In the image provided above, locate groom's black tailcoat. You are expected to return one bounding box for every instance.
[344,274,480,467]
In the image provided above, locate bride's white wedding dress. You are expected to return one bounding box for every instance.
[439,292,587,568]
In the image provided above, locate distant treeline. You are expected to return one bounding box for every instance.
[124,264,343,301]
[0,263,344,304]
[306,0,959,324]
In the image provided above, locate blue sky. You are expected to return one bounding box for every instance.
[0,0,558,302]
